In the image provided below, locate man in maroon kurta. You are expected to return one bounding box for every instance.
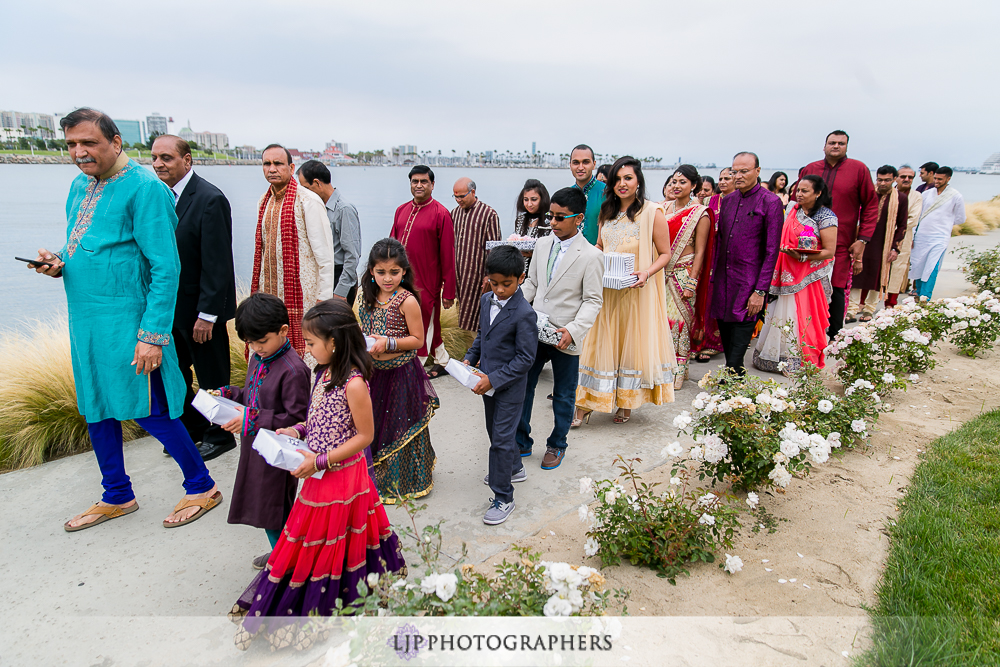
[795,130,878,339]
[390,165,457,377]
[848,165,909,320]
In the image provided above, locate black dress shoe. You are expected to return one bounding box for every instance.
[197,440,237,462]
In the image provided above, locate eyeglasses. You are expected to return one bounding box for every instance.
[452,191,472,200]
[730,168,755,177]
[898,175,914,180]
[544,212,581,222]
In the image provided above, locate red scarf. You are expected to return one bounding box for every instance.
[251,177,305,357]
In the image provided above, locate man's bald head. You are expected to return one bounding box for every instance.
[453,177,477,210]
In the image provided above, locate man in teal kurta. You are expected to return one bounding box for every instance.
[32,108,220,531]
[569,144,605,245]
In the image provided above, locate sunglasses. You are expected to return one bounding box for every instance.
[544,212,582,222]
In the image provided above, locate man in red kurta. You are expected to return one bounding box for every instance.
[795,130,878,339]
[391,165,457,377]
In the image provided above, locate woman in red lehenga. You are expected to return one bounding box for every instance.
[753,175,838,373]
[661,165,712,389]
[691,168,733,363]
[231,300,405,650]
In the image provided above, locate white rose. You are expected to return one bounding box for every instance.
[543,594,574,617]
[366,572,379,589]
[664,441,684,458]
[882,373,895,383]
[584,537,599,557]
[780,439,800,458]
[604,489,617,504]
[817,399,833,414]
[724,553,744,574]
[670,476,681,486]
[672,411,693,429]
[909,374,919,382]
[435,573,458,602]
[689,446,704,461]
[851,419,867,433]
[698,513,716,526]
[578,504,589,523]
[420,573,439,595]
[579,477,593,495]
[746,492,759,509]
[698,492,717,507]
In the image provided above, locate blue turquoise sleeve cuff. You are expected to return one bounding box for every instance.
[137,328,171,346]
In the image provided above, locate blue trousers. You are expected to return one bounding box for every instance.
[483,395,522,504]
[914,253,945,300]
[87,369,215,505]
[516,342,579,453]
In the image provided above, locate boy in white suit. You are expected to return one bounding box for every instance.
[516,188,604,470]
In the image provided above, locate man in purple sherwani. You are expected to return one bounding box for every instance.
[709,152,783,375]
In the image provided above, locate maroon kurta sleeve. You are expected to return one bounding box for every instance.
[439,207,457,301]
[255,359,311,432]
[855,164,879,242]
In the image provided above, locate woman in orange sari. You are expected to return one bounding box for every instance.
[661,165,711,389]
[752,175,838,373]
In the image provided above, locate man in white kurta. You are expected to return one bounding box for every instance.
[251,145,335,365]
[908,168,965,300]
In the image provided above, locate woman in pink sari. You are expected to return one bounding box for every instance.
[752,175,838,373]
[661,165,711,388]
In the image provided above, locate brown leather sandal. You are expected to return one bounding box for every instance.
[64,501,139,532]
[163,490,223,528]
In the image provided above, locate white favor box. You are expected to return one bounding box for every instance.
[252,429,324,479]
[603,274,639,290]
[604,251,635,276]
[191,389,244,426]
[535,311,578,352]
[486,239,536,251]
[444,358,494,396]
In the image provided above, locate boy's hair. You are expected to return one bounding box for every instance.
[550,186,587,215]
[485,245,525,278]
[235,293,289,342]
[302,299,373,389]
[361,238,421,311]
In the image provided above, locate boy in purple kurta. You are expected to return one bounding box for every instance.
[218,293,311,568]
[709,152,783,375]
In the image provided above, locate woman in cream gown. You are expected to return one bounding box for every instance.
[574,157,677,425]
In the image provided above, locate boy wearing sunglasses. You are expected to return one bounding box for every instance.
[515,188,604,470]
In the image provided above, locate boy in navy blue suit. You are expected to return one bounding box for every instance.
[464,246,537,525]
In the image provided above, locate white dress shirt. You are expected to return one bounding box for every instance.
[489,294,511,325]
[547,234,575,281]
[171,168,194,202]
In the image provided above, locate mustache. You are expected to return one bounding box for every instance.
[75,157,96,164]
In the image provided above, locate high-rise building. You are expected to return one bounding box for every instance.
[146,113,168,137]
[391,145,418,164]
[113,119,144,145]
[1,110,57,138]
[325,140,348,154]
[531,141,536,156]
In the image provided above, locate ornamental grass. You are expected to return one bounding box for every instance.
[955,194,1000,236]
[0,317,142,470]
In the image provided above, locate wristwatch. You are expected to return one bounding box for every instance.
[858,239,869,245]
[754,289,767,297]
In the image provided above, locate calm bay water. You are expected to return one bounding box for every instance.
[1,163,998,331]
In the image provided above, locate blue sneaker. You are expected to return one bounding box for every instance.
[540,447,565,470]
[483,468,527,485]
[483,497,515,525]
[519,449,532,458]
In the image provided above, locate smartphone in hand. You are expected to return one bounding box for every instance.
[15,256,54,268]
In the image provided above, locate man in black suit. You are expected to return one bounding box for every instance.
[152,135,237,461]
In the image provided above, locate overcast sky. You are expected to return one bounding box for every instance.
[3,0,998,168]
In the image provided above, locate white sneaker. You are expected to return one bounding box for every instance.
[483,498,515,525]
[483,468,527,485]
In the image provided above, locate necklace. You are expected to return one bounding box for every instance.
[376,289,398,307]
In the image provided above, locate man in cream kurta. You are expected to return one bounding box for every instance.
[885,165,923,301]
[516,187,603,470]
[909,167,965,300]
[253,145,335,364]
